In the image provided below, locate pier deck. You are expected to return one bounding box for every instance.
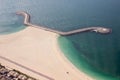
[16,11,111,36]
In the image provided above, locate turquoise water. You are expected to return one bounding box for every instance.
[58,36,119,80]
[0,0,120,79]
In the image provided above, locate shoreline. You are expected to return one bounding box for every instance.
[58,36,119,80]
[0,26,93,80]
[56,37,94,80]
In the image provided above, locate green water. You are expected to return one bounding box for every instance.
[58,36,120,80]
[1,0,120,79]
[0,25,25,35]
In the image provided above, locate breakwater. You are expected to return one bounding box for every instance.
[16,11,111,36]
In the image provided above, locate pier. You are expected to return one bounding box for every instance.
[16,11,111,36]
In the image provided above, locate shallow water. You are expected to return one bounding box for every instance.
[58,36,120,80]
[0,0,120,79]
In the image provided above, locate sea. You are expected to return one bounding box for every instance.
[0,0,120,80]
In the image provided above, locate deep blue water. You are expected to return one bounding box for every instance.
[0,0,120,79]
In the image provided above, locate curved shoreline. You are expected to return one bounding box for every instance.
[0,27,94,80]
[16,11,111,36]
[58,36,119,80]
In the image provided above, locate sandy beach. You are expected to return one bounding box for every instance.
[0,26,93,80]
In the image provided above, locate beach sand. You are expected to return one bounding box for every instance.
[0,26,93,80]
